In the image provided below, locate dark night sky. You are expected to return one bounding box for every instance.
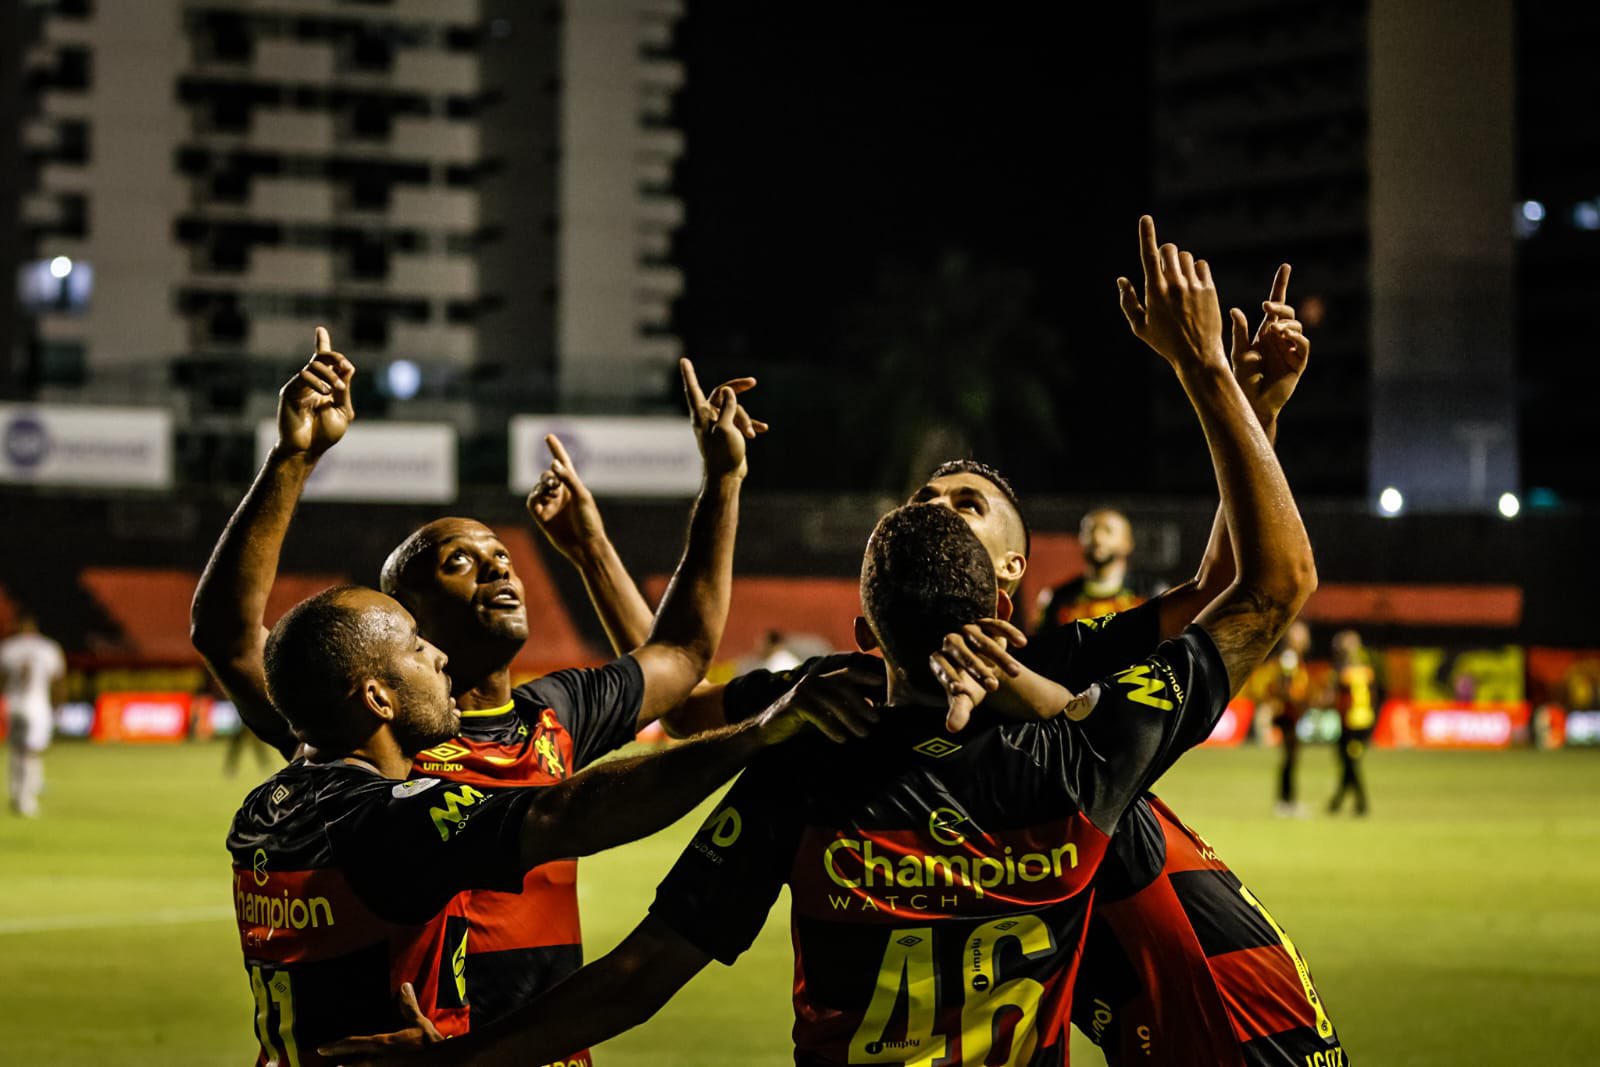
[674,6,1158,495]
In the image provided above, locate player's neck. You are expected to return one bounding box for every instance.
[884,671,944,709]
[452,667,514,710]
[1084,559,1128,595]
[343,733,412,779]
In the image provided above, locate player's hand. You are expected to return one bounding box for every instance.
[1228,263,1310,422]
[276,326,355,458]
[756,661,883,745]
[1117,216,1228,375]
[318,982,442,1065]
[526,434,609,562]
[930,619,1029,733]
[681,358,768,481]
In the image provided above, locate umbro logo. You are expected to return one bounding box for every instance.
[419,741,472,762]
[912,737,962,759]
[270,784,290,805]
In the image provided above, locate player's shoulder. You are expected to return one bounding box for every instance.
[1102,626,1227,707]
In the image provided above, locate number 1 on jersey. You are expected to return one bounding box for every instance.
[249,964,302,1067]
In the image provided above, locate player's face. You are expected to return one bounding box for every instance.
[404,519,529,655]
[908,474,1026,591]
[387,619,460,754]
[1079,510,1133,567]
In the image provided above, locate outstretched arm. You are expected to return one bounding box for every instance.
[1118,217,1316,693]
[320,918,710,1067]
[189,328,354,758]
[518,664,877,869]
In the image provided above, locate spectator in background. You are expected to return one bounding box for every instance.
[1268,619,1313,817]
[1034,507,1147,635]
[0,614,67,817]
[1329,628,1378,816]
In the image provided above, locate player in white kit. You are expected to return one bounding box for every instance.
[1,615,66,817]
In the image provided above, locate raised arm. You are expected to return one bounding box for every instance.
[624,359,758,725]
[189,328,354,758]
[1154,263,1309,640]
[1118,217,1316,692]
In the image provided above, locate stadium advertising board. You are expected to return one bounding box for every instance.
[1374,700,1530,749]
[254,421,456,502]
[1564,710,1600,746]
[510,415,702,497]
[92,692,192,742]
[0,403,172,489]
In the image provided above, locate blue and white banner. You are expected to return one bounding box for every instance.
[0,404,172,489]
[255,421,457,503]
[510,415,702,497]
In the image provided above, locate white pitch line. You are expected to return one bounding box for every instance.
[0,905,233,936]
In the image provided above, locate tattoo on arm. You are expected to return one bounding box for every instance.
[1196,587,1294,697]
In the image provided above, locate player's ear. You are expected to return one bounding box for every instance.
[996,550,1026,588]
[360,678,397,723]
[853,616,879,653]
[995,589,1015,623]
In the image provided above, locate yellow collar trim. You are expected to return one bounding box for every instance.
[458,700,515,718]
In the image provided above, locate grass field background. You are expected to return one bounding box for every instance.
[2,742,1598,1065]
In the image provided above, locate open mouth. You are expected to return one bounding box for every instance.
[481,586,523,610]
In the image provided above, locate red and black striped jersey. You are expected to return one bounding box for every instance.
[406,656,645,1057]
[1035,576,1148,636]
[226,760,537,1067]
[1071,796,1345,1066]
[652,628,1229,1066]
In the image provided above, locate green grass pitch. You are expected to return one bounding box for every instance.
[2,742,1597,1065]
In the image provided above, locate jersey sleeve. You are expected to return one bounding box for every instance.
[517,654,646,770]
[1023,599,1162,692]
[336,777,540,926]
[648,754,803,965]
[1038,625,1230,835]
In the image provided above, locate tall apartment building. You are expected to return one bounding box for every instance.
[9,0,683,467]
[1148,0,1517,511]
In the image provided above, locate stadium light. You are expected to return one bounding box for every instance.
[1498,492,1521,519]
[385,359,422,400]
[1378,487,1404,517]
[1520,199,1546,222]
[49,255,73,279]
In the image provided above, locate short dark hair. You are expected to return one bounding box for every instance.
[861,504,997,692]
[926,458,1031,556]
[263,586,401,751]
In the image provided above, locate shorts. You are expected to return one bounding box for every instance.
[7,711,52,753]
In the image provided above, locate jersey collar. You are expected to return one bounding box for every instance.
[458,699,516,718]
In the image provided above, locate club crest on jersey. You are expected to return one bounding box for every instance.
[532,709,568,778]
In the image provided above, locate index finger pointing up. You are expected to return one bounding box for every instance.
[1269,263,1291,306]
[679,358,707,412]
[1138,215,1161,290]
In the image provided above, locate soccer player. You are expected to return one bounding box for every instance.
[321,216,1318,1067]
[192,329,783,1048]
[0,613,66,817]
[1035,508,1147,634]
[1269,619,1313,817]
[230,583,867,1067]
[527,222,1342,1066]
[1327,629,1377,816]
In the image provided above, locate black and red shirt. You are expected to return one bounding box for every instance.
[1035,576,1148,636]
[1072,797,1344,1067]
[653,628,1229,1066]
[407,656,645,1057]
[227,760,536,1067]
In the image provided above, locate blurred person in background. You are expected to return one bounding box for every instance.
[1268,619,1313,817]
[1328,628,1377,816]
[1035,507,1148,635]
[0,613,66,817]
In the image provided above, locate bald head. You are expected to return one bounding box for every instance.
[381,517,493,603]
